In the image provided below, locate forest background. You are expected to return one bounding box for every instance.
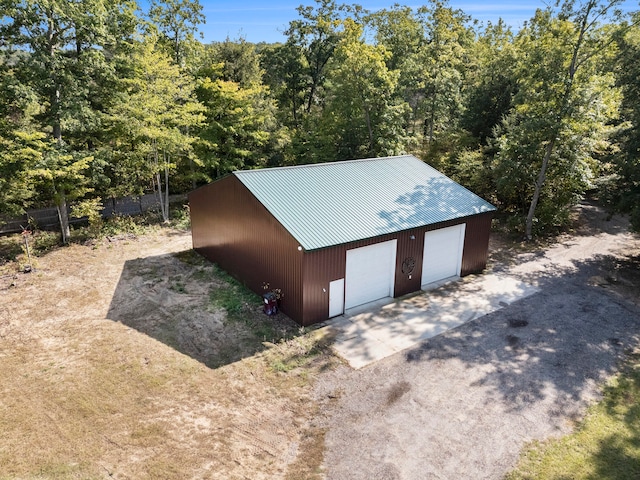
[1,0,639,242]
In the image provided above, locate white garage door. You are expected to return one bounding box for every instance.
[345,240,397,310]
[421,224,466,287]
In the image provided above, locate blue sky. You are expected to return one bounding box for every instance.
[199,1,639,43]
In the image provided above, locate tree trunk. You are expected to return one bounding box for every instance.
[163,153,170,222]
[152,140,167,222]
[56,189,71,244]
[525,139,555,240]
[428,96,436,144]
[522,2,601,241]
[364,107,374,153]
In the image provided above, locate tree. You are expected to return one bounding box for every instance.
[462,19,518,144]
[606,14,640,230]
[416,0,474,146]
[107,37,203,221]
[0,128,44,220]
[367,1,473,157]
[194,61,280,178]
[316,19,409,160]
[284,0,344,116]
[148,0,205,68]
[208,38,263,87]
[0,51,38,218]
[367,5,425,144]
[0,0,139,242]
[260,41,308,128]
[493,2,622,238]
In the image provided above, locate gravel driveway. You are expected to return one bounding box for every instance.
[315,202,640,479]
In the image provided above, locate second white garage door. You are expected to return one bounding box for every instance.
[421,224,466,287]
[345,240,397,310]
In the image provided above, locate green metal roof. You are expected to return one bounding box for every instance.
[233,155,496,251]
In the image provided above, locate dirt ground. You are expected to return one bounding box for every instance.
[0,201,639,479]
[0,230,335,479]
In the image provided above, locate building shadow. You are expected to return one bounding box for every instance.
[106,249,303,369]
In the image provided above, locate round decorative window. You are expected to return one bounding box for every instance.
[402,257,416,274]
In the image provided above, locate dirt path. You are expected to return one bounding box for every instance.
[315,202,640,480]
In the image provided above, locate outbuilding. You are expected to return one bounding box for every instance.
[188,155,496,326]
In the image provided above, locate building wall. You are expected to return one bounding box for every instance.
[301,230,423,326]
[190,177,494,326]
[300,213,494,326]
[189,176,305,322]
[459,212,494,275]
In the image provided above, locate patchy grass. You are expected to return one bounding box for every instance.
[208,265,301,345]
[506,349,640,480]
[0,230,59,266]
[265,330,336,375]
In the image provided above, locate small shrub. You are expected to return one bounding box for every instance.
[169,204,191,230]
[31,231,60,255]
[101,214,146,238]
[71,198,104,238]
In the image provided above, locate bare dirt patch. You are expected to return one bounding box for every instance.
[0,230,337,479]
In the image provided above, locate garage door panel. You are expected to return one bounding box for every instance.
[422,224,465,286]
[345,240,397,309]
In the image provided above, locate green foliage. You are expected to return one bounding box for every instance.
[100,214,147,238]
[315,18,409,160]
[168,203,191,230]
[106,36,204,219]
[449,147,495,200]
[0,0,140,241]
[490,4,622,237]
[207,39,263,87]
[194,62,278,177]
[0,130,44,218]
[286,0,344,116]
[148,0,205,67]
[604,16,640,231]
[260,42,308,128]
[415,1,473,146]
[70,198,104,237]
[0,0,637,239]
[462,19,518,143]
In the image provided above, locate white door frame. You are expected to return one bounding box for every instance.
[329,278,345,317]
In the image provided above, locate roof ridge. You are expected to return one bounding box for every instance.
[233,154,416,175]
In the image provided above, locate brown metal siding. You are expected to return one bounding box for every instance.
[188,176,304,322]
[460,212,494,275]
[300,229,424,325]
[300,215,493,326]
[419,213,493,276]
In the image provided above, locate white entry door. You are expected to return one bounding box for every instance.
[329,279,345,317]
[345,240,397,310]
[421,224,466,286]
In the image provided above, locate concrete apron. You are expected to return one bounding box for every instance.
[327,273,539,369]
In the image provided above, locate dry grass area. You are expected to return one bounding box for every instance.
[0,230,339,479]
